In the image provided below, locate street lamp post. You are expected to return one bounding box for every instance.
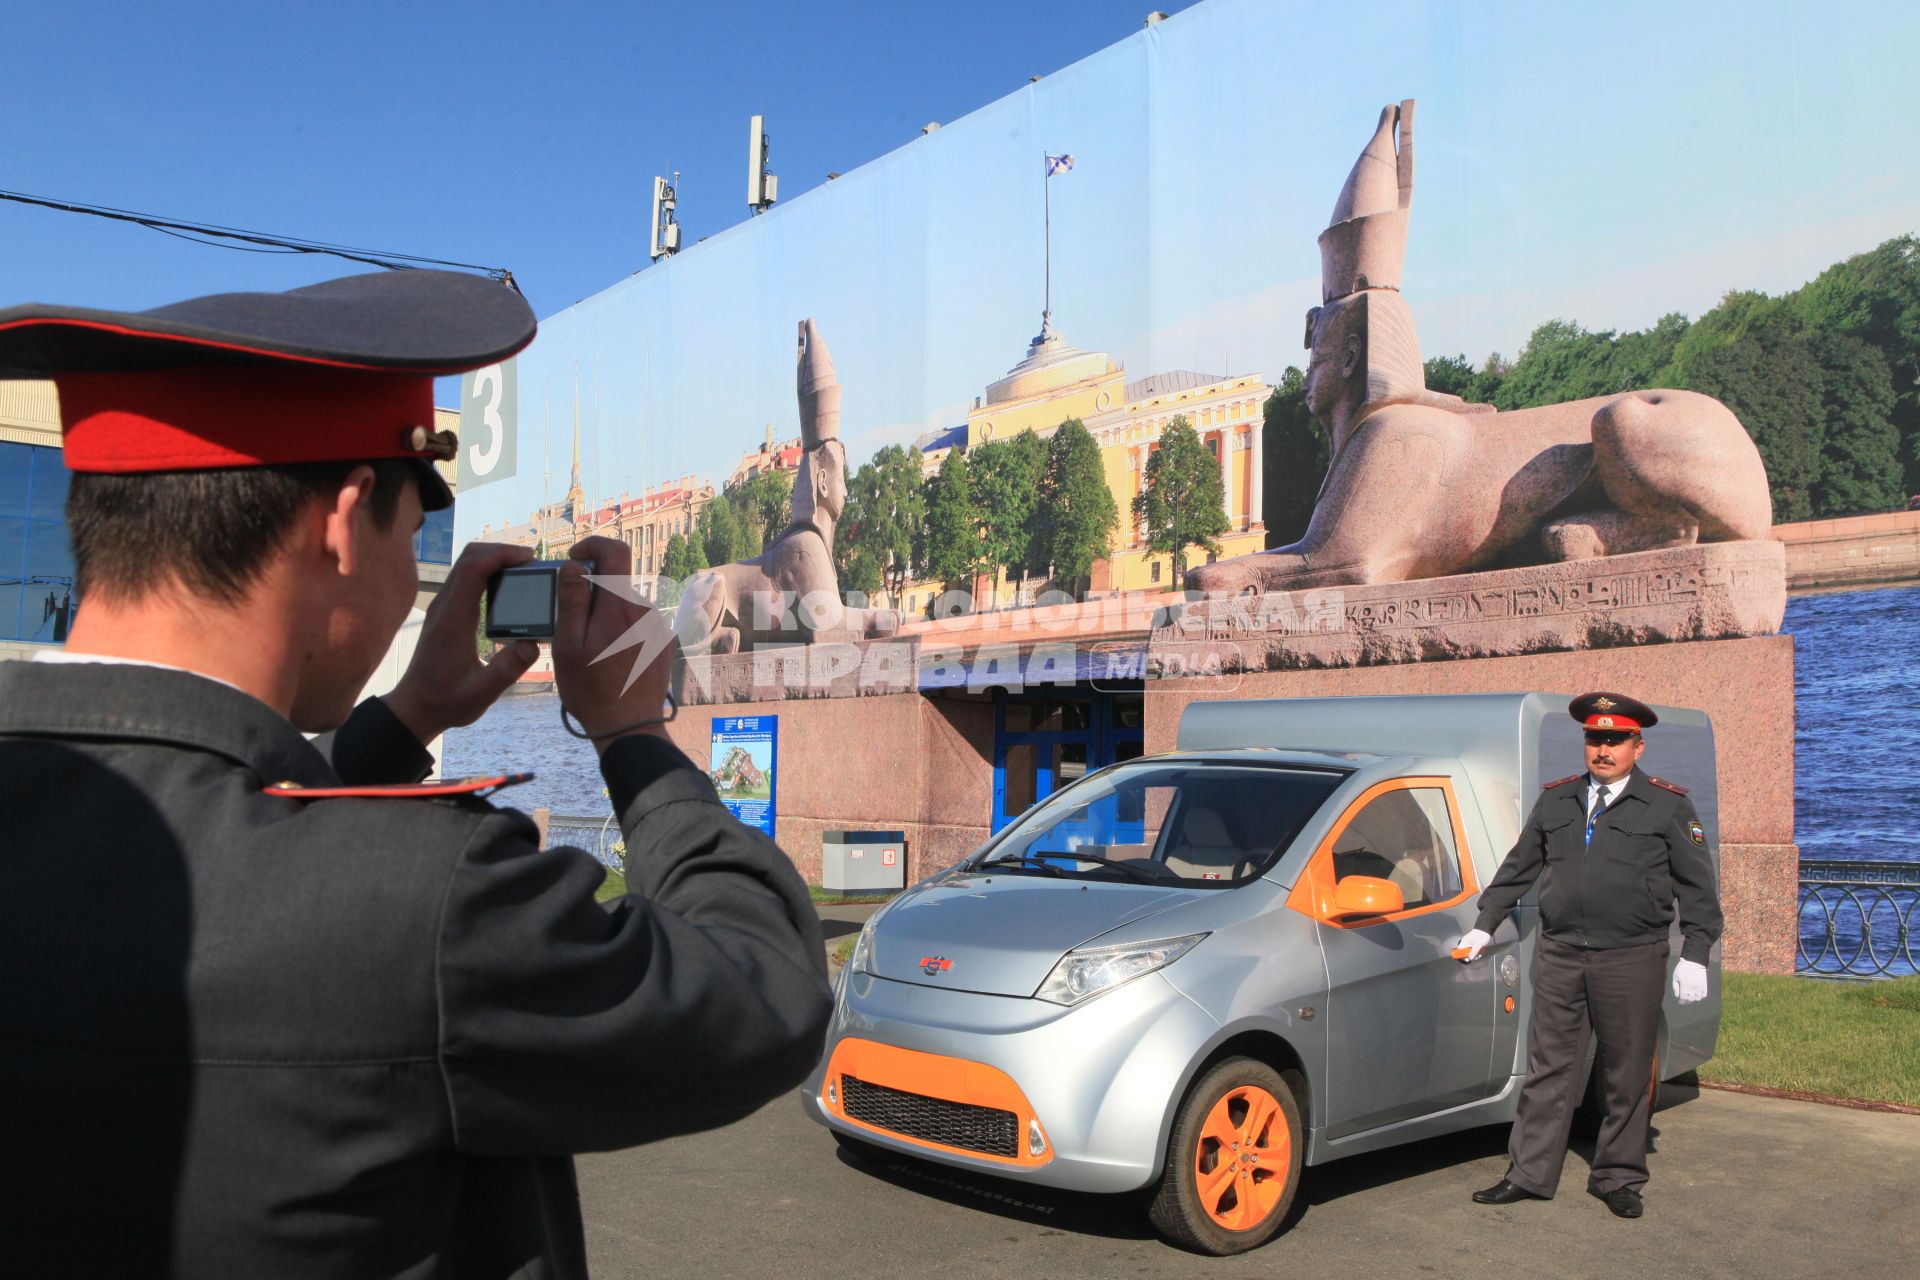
[886,559,908,614]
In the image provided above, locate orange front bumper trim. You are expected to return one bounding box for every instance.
[822,1038,1051,1167]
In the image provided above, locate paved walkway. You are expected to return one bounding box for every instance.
[813,900,881,968]
[578,1079,1920,1279]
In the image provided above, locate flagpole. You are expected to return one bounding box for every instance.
[1043,154,1051,324]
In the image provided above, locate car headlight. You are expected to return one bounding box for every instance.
[1034,933,1207,1006]
[849,917,879,976]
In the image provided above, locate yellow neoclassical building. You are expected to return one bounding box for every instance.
[912,314,1266,608]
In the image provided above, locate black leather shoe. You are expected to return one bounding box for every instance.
[1591,1186,1644,1218]
[1472,1179,1546,1205]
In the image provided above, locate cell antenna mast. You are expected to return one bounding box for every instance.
[650,173,681,261]
[748,115,778,214]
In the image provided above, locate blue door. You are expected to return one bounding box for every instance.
[990,689,1145,833]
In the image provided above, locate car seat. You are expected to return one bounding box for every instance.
[1162,807,1244,880]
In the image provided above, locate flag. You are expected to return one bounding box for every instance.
[1045,153,1075,177]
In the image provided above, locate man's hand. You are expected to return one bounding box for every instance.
[1455,929,1492,962]
[552,535,679,754]
[384,541,540,743]
[1673,959,1709,1005]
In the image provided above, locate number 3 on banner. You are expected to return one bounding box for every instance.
[468,364,504,477]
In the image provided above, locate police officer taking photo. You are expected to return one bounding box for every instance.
[0,271,832,1277]
[1458,692,1721,1220]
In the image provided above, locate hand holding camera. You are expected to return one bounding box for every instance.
[385,541,542,743]
[549,536,679,752]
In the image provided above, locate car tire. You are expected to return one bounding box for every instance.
[1147,1056,1303,1256]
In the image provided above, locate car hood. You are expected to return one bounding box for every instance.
[869,871,1211,997]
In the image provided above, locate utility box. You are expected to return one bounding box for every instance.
[822,829,907,895]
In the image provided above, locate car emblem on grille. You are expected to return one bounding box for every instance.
[919,955,953,975]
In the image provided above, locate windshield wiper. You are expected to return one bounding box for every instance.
[983,852,1163,884]
[979,854,1065,877]
[1051,853,1166,884]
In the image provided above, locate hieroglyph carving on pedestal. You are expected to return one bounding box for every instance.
[1187,101,1774,597]
[674,319,900,656]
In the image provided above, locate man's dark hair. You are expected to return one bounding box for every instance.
[69,460,416,605]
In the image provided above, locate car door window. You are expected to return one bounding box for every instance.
[1293,778,1476,923]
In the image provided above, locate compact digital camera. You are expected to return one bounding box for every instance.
[483,560,586,641]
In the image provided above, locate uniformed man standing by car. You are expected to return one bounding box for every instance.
[1458,692,1721,1220]
[0,271,832,1277]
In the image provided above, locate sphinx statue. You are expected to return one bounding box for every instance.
[1187,101,1772,595]
[674,319,899,655]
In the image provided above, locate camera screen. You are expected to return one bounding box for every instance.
[489,570,556,629]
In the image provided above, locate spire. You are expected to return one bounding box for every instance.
[565,370,585,521]
[569,374,582,493]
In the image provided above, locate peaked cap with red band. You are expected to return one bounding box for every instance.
[0,270,537,511]
[1569,690,1658,733]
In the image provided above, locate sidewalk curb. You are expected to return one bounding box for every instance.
[1697,1078,1920,1116]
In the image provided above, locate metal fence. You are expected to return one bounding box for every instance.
[545,811,624,872]
[1798,860,1920,980]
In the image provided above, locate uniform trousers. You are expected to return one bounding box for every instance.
[1506,933,1669,1197]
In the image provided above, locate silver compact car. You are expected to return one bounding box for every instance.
[802,693,1722,1254]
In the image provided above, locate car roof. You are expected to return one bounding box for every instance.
[1122,746,1390,771]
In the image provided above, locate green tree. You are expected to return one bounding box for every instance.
[1133,416,1229,580]
[697,495,747,567]
[1686,313,1826,521]
[966,431,1046,606]
[837,444,926,598]
[1260,368,1328,546]
[921,447,979,594]
[730,470,793,547]
[1496,314,1689,410]
[1788,236,1920,496]
[1809,331,1904,516]
[1037,419,1117,598]
[1424,353,1509,406]
[1422,354,1476,399]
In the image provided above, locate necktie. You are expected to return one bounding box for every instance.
[1585,785,1611,848]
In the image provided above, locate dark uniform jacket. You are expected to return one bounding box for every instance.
[1473,767,1722,965]
[0,661,833,1279]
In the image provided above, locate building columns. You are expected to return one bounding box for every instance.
[1218,430,1234,527]
[1249,419,1264,529]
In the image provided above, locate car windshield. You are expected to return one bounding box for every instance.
[976,760,1347,887]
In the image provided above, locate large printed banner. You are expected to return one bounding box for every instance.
[453,0,1917,570]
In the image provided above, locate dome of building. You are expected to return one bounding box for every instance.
[983,313,1116,406]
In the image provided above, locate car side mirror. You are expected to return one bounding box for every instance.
[1331,875,1405,922]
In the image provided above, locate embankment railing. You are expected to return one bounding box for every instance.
[1798,860,1920,979]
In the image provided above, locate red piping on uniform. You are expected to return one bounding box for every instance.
[57,366,434,472]
[262,773,532,800]
[0,316,464,372]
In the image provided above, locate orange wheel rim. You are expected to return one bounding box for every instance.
[1193,1084,1290,1232]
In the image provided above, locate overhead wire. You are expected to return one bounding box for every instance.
[0,187,519,291]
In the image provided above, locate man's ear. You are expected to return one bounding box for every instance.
[321,466,378,578]
[1341,332,1363,379]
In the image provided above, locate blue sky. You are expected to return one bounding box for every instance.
[4,1,1914,538]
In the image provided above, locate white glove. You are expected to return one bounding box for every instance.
[1673,959,1709,1004]
[1456,929,1492,962]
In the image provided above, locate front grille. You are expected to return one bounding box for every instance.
[841,1075,1019,1157]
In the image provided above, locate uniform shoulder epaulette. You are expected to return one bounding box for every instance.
[1647,776,1688,795]
[262,772,533,801]
[1541,774,1583,789]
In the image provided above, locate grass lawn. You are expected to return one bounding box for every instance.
[808,885,895,905]
[1701,972,1920,1107]
[595,866,627,903]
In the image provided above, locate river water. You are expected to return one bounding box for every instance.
[446,583,1920,863]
